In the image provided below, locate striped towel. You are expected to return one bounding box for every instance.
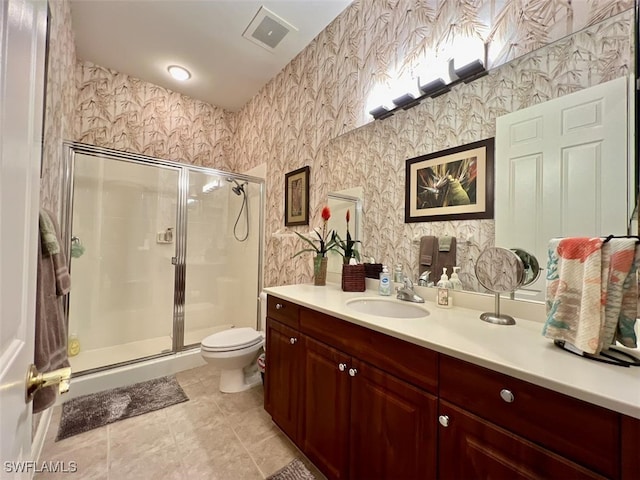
[599,239,636,352]
[543,238,603,354]
[616,243,640,348]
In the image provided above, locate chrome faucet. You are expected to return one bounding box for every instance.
[396,275,425,303]
[417,270,433,287]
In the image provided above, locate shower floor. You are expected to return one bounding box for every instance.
[69,325,228,373]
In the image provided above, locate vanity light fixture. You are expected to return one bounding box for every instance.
[369,105,394,120]
[392,93,421,110]
[369,54,487,121]
[418,78,451,98]
[167,65,191,81]
[453,58,487,83]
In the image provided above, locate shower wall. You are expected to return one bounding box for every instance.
[69,154,177,354]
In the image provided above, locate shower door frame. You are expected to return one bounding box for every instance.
[61,142,265,376]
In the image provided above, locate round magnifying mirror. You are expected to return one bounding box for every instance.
[510,248,540,287]
[474,247,525,325]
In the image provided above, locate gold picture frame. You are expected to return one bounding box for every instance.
[285,166,310,226]
[405,138,494,223]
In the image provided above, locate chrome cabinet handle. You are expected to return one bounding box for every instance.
[289,337,297,345]
[276,303,284,310]
[348,368,358,377]
[438,415,450,427]
[338,363,347,372]
[500,389,515,403]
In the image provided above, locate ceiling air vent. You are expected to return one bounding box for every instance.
[242,6,297,52]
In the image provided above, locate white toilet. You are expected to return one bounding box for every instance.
[200,294,266,393]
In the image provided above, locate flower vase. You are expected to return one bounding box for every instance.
[313,256,328,286]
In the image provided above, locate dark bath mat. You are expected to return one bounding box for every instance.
[56,375,188,441]
[267,458,316,480]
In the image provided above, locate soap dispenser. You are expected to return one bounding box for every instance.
[436,267,453,308]
[450,266,463,291]
[379,265,392,296]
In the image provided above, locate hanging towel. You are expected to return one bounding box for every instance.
[435,236,457,280]
[34,209,71,413]
[39,210,60,256]
[439,236,453,252]
[543,237,603,354]
[598,239,636,352]
[419,236,437,275]
[616,242,640,348]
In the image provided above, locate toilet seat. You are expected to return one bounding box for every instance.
[201,328,263,352]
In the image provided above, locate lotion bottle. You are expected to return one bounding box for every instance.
[379,265,392,296]
[436,268,453,308]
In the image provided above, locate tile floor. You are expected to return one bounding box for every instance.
[36,365,325,480]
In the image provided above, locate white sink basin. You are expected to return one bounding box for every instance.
[345,297,430,319]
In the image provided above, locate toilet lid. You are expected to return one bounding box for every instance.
[201,328,263,351]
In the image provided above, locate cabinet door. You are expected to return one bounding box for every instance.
[349,358,437,480]
[265,318,301,442]
[301,335,351,480]
[438,400,606,480]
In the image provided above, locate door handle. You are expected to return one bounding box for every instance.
[25,364,72,403]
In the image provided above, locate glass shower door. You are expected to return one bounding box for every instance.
[67,153,180,373]
[182,171,261,346]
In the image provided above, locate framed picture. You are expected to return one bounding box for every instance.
[405,138,494,223]
[285,166,310,226]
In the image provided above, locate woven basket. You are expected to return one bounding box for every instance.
[364,263,383,279]
[342,264,366,292]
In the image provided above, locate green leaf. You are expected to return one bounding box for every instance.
[293,231,320,253]
[292,247,319,259]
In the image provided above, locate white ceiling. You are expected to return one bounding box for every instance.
[70,1,352,112]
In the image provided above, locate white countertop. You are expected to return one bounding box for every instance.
[264,283,640,419]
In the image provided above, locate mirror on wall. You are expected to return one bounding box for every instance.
[326,188,363,276]
[323,9,636,303]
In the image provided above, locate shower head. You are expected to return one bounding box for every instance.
[226,177,247,196]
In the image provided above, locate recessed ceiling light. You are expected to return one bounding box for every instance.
[167,65,191,81]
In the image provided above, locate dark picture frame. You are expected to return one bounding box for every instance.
[285,166,310,226]
[405,138,495,223]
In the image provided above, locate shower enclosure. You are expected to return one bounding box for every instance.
[61,143,263,374]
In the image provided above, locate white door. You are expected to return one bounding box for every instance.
[495,76,630,301]
[0,0,48,473]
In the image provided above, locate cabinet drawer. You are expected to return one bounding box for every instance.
[267,295,299,328]
[439,355,620,479]
[300,307,438,394]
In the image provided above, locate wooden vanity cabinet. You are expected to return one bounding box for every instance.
[265,295,438,480]
[438,401,606,480]
[300,334,438,480]
[264,297,301,443]
[265,295,639,480]
[348,357,437,480]
[439,355,621,479]
[300,335,351,479]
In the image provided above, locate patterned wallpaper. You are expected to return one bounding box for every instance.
[45,0,634,290]
[232,0,634,288]
[74,61,235,171]
[41,0,77,216]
